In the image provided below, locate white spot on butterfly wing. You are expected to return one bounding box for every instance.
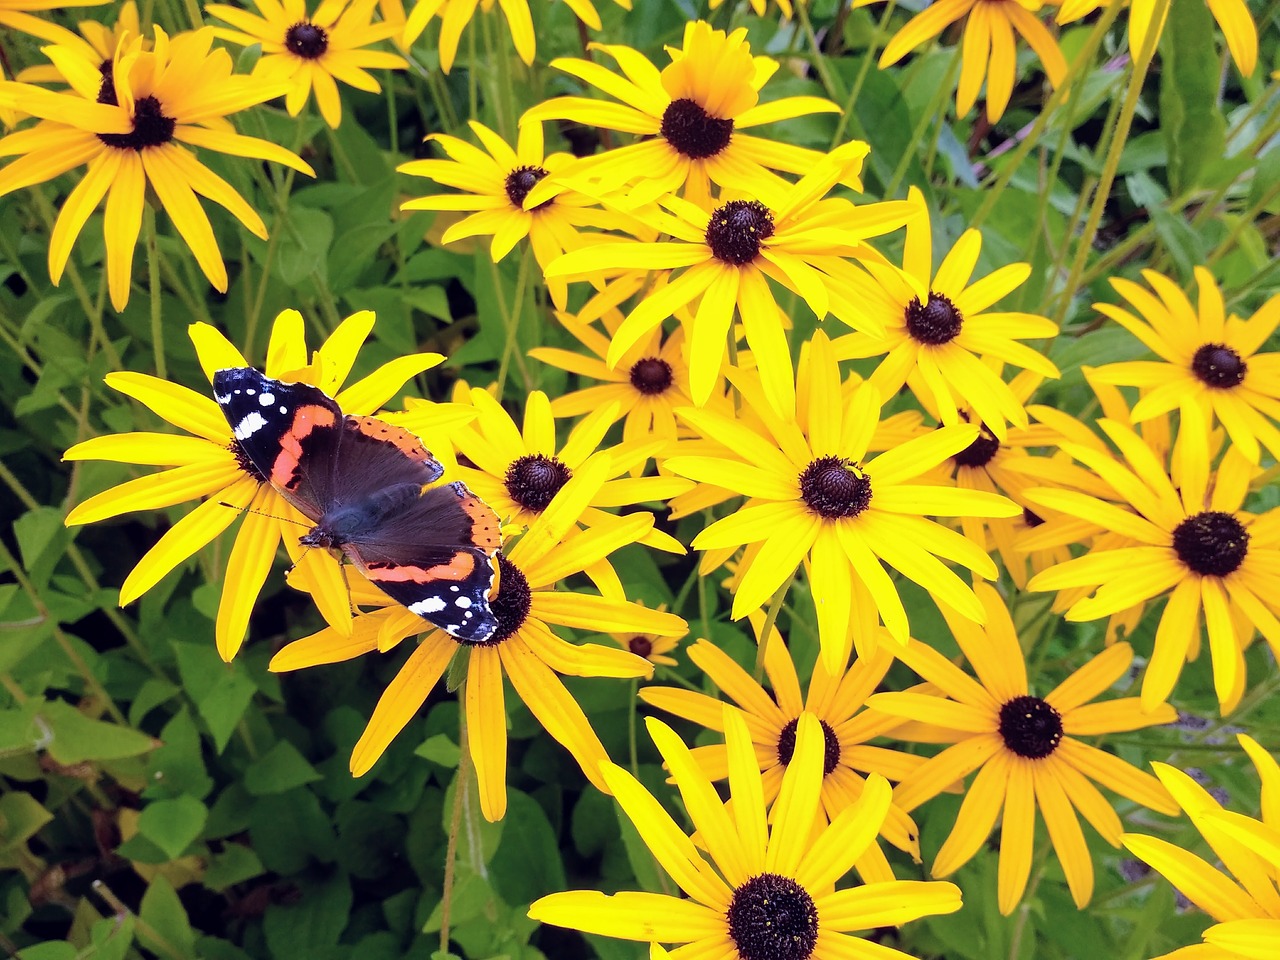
[280,406,288,414]
[455,596,471,608]
[259,392,275,406]
[234,412,267,439]
[410,596,447,615]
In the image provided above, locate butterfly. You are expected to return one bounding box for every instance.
[213,367,501,642]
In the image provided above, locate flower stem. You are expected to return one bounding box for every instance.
[441,682,473,956]
[754,566,796,680]
[830,0,899,148]
[495,245,533,397]
[144,206,166,380]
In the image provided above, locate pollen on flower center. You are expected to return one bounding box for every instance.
[799,456,872,520]
[775,717,841,776]
[659,97,734,160]
[628,357,673,395]
[229,440,268,483]
[998,695,1063,759]
[726,873,819,960]
[905,292,963,345]
[705,200,774,266]
[504,453,572,513]
[504,165,552,211]
[96,94,176,151]
[482,554,531,645]
[1190,343,1247,388]
[953,422,1000,468]
[1172,510,1250,577]
[285,21,329,59]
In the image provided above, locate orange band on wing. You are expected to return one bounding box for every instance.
[346,416,439,466]
[459,493,501,551]
[270,404,338,489]
[365,551,477,583]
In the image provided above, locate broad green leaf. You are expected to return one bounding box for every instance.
[1158,0,1226,195]
[137,796,208,860]
[244,741,322,795]
[138,875,196,960]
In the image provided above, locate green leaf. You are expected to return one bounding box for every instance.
[490,789,566,903]
[138,875,196,960]
[38,701,157,764]
[0,791,53,852]
[16,943,76,960]
[414,733,461,768]
[13,507,70,590]
[137,796,208,860]
[204,842,265,892]
[172,641,257,753]
[1158,0,1226,195]
[86,915,136,960]
[276,206,334,286]
[263,871,353,960]
[244,740,323,795]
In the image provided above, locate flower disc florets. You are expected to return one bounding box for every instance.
[504,165,552,210]
[504,454,572,512]
[285,21,328,59]
[628,357,673,395]
[1172,511,1250,577]
[97,95,176,150]
[905,292,963,345]
[776,717,841,776]
[628,636,653,658]
[705,200,774,266]
[660,97,734,159]
[799,456,872,520]
[998,695,1063,759]
[485,554,531,644]
[1190,343,1247,388]
[726,873,819,960]
[953,423,1000,468]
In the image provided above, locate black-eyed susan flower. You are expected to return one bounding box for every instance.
[399,120,643,311]
[864,0,1067,121]
[63,309,444,661]
[397,0,533,73]
[641,613,926,873]
[1089,267,1280,464]
[830,186,1059,439]
[529,707,963,959]
[868,583,1178,915]
[1122,735,1279,958]
[0,27,313,310]
[1025,403,1280,713]
[0,0,110,41]
[665,329,1019,671]
[546,143,913,418]
[608,602,681,668]
[272,508,685,821]
[207,0,407,128]
[12,1,140,81]
[521,20,843,206]
[1058,0,1257,77]
[530,309,700,450]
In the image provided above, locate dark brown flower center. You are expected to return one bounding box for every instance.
[1190,343,1247,389]
[998,696,1062,759]
[905,292,963,345]
[1022,507,1045,528]
[1172,511,1249,577]
[628,357,673,395]
[706,200,773,266]
[228,441,267,482]
[96,94,175,150]
[660,97,734,159]
[627,636,653,658]
[775,717,841,776]
[504,454,572,513]
[953,422,1000,468]
[482,554,531,645]
[798,456,872,520]
[285,21,328,59]
[504,165,552,211]
[727,873,819,960]
[96,58,117,106]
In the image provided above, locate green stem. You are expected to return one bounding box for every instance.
[796,2,843,103]
[627,678,639,777]
[144,206,166,380]
[441,681,474,954]
[494,246,532,397]
[753,566,796,680]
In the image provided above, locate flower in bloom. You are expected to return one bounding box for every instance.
[868,583,1178,915]
[864,0,1067,121]
[63,310,443,660]
[0,0,110,41]
[12,1,141,82]
[830,187,1059,439]
[272,507,686,820]
[1122,735,1279,959]
[640,613,926,872]
[1088,267,1280,463]
[607,602,680,668]
[0,27,313,309]
[665,330,1019,671]
[398,120,642,311]
[529,707,963,960]
[522,20,843,206]
[397,0,533,73]
[207,0,407,128]
[1025,403,1280,713]
[546,143,913,418]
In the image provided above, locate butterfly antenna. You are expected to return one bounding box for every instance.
[216,501,311,528]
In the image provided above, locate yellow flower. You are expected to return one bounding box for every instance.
[207,0,407,129]
[399,120,645,311]
[272,507,685,821]
[12,1,142,83]
[830,186,1059,439]
[0,27,313,310]
[1058,0,1257,77]
[546,142,913,418]
[865,0,1067,121]
[641,612,927,870]
[397,0,533,73]
[529,708,963,959]
[1089,267,1280,464]
[1122,735,1279,959]
[1026,402,1280,713]
[665,329,1019,671]
[0,0,110,41]
[607,602,680,668]
[522,21,843,206]
[63,309,444,661]
[868,583,1178,915]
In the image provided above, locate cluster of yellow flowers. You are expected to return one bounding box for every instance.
[2,1,1277,959]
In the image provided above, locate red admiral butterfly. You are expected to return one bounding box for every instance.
[213,367,501,642]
